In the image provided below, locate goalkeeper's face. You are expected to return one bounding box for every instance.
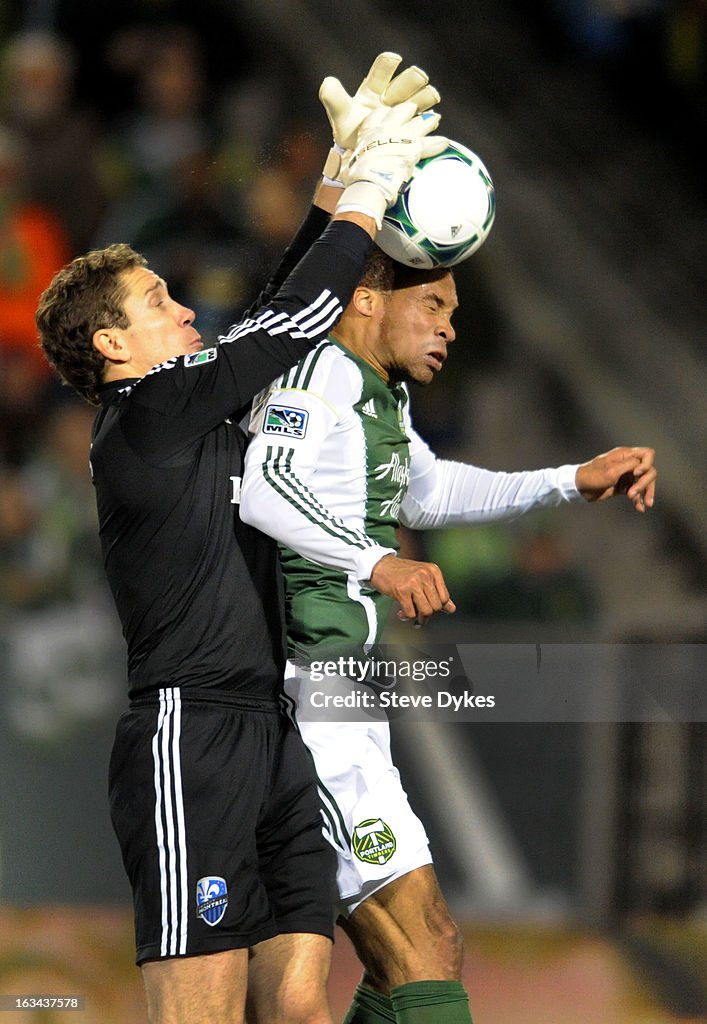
[377,270,457,385]
[95,267,203,381]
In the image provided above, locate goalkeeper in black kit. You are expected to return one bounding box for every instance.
[36,54,446,1024]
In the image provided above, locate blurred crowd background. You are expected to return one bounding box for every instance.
[0,0,705,1019]
[0,0,705,657]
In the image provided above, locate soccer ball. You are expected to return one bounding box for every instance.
[376,140,496,269]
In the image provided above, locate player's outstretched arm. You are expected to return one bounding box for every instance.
[369,553,456,625]
[575,446,656,512]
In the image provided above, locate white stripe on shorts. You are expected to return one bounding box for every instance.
[152,687,188,957]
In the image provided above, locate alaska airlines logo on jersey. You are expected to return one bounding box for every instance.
[373,451,410,486]
[196,876,228,926]
[352,818,397,865]
[374,451,409,520]
[380,489,404,518]
[263,404,309,439]
[184,347,217,367]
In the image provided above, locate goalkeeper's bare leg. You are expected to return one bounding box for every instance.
[246,932,334,1024]
[142,949,249,1024]
[142,932,333,1024]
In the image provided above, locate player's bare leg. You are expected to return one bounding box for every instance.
[341,864,462,986]
[245,932,334,1024]
[141,948,248,1024]
[340,864,473,1022]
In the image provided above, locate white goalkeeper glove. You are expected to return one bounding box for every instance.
[336,102,448,229]
[320,52,441,187]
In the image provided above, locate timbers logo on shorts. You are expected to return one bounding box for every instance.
[352,818,396,865]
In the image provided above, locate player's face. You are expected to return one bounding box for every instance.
[377,271,458,384]
[115,267,202,375]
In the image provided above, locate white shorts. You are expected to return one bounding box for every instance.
[283,665,432,917]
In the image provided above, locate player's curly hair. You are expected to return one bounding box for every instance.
[359,246,452,294]
[36,243,148,405]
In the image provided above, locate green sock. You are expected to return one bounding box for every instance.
[390,981,473,1023]
[344,983,396,1024]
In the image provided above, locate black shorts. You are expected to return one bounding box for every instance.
[109,687,337,964]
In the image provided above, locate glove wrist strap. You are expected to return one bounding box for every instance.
[322,147,346,188]
[337,181,387,230]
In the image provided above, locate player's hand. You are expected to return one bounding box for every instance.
[336,101,447,228]
[575,446,656,512]
[344,101,445,202]
[369,554,456,625]
[320,52,440,153]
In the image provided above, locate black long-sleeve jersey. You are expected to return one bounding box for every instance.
[89,209,372,702]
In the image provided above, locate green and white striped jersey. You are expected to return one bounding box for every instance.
[242,338,581,659]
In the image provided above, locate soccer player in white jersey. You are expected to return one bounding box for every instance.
[241,249,657,1024]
